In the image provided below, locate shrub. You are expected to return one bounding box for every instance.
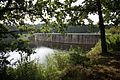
[106,26,120,34]
[47,51,70,70]
[87,34,120,57]
[5,50,71,80]
[106,34,120,51]
[15,61,38,80]
[6,67,16,80]
[41,51,70,80]
[87,41,101,57]
[5,47,99,80]
[69,47,90,66]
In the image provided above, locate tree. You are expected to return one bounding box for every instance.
[96,0,107,53]
[40,0,119,53]
[0,1,35,79]
[75,0,120,53]
[0,0,119,57]
[13,0,119,53]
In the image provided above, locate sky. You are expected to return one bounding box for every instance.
[24,0,99,25]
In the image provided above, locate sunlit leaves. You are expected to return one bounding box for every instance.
[41,24,52,33]
[99,0,120,26]
[17,25,37,34]
[0,24,9,32]
[15,0,24,5]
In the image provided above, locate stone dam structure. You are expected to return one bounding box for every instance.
[30,33,100,50]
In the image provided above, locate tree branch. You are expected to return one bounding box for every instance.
[0,0,12,16]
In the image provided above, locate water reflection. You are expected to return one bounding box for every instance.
[31,47,54,63]
[8,47,54,65]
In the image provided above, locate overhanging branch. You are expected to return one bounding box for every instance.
[0,0,12,16]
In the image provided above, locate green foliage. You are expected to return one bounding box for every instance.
[5,61,38,80]
[106,26,120,34]
[0,0,35,25]
[4,48,91,80]
[40,24,52,33]
[5,47,120,80]
[0,24,34,54]
[106,34,120,51]
[36,51,70,80]
[17,25,37,34]
[87,41,101,57]
[4,51,69,80]
[106,27,120,51]
[47,51,70,70]
[6,67,16,80]
[0,24,34,80]
[87,34,120,56]
[16,61,37,80]
[0,0,120,79]
[69,47,90,66]
[0,24,9,32]
[102,0,120,26]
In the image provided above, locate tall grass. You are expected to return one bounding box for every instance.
[6,48,90,80]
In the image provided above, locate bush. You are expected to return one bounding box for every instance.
[41,51,70,80]
[5,48,97,80]
[106,26,120,34]
[5,50,70,80]
[5,61,39,80]
[87,34,120,57]
[47,51,70,70]
[106,34,120,51]
[6,67,16,80]
[69,47,90,66]
[15,61,38,80]
[106,26,120,51]
[86,41,101,57]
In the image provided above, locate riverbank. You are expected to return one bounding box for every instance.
[60,51,120,80]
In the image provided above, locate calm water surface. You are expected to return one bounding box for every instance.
[8,47,54,64]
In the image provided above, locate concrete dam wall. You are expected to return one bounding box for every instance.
[30,33,100,50]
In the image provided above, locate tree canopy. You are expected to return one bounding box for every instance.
[0,0,119,26]
[0,0,120,54]
[0,0,34,77]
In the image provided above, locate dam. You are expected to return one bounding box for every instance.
[30,33,100,50]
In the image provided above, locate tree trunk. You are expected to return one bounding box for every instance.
[96,0,107,53]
